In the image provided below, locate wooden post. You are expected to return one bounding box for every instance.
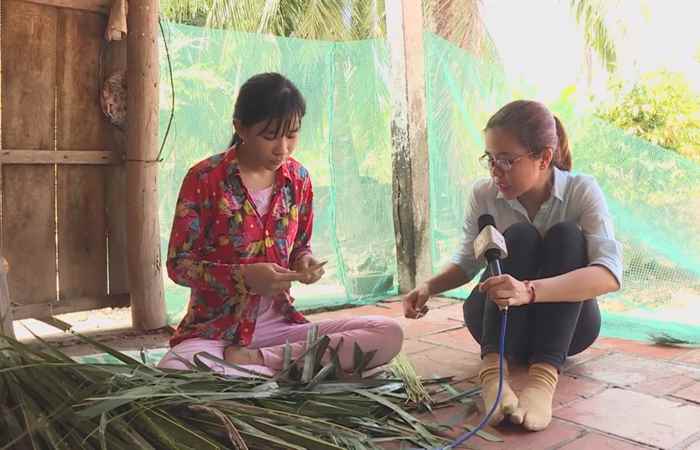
[0,257,15,339]
[386,0,432,293]
[0,10,11,341]
[126,0,166,330]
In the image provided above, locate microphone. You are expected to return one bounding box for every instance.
[473,214,508,279]
[446,214,510,448]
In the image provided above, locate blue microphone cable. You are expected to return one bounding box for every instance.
[433,307,508,450]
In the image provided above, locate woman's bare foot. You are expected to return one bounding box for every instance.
[224,346,264,366]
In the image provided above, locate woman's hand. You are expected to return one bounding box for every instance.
[290,255,326,284]
[403,283,431,319]
[479,274,531,308]
[241,263,304,295]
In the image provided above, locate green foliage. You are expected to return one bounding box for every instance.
[161,0,382,40]
[0,333,485,449]
[596,70,700,160]
[161,0,619,68]
[570,0,617,72]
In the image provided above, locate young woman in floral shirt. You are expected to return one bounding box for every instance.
[157,73,403,375]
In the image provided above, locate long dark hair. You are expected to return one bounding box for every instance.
[485,100,572,171]
[229,73,306,147]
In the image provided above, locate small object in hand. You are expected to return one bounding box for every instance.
[415,306,429,319]
[304,260,328,273]
[296,260,327,283]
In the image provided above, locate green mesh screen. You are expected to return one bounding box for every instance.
[158,24,397,324]
[569,116,700,341]
[158,24,700,342]
[424,33,700,342]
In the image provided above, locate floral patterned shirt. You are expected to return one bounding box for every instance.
[167,147,312,347]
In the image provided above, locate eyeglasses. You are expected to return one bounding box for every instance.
[479,152,533,172]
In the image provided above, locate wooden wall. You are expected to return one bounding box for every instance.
[0,0,130,321]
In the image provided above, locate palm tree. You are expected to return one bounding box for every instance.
[161,0,624,71]
[422,0,496,59]
[570,0,617,73]
[160,0,497,58]
[160,0,381,40]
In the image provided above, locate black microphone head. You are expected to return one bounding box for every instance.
[478,214,495,231]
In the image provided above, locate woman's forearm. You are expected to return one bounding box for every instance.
[532,266,619,303]
[424,263,473,296]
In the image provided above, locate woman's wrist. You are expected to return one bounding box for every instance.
[413,282,429,297]
[523,280,537,304]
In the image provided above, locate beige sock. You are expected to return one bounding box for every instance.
[479,352,519,425]
[510,362,558,431]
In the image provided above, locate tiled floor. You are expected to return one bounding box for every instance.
[307,298,700,450]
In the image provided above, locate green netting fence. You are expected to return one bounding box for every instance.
[157,23,700,343]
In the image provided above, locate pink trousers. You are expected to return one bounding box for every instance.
[158,311,403,377]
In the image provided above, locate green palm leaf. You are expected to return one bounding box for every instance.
[0,333,485,449]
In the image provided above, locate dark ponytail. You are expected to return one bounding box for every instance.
[228,72,306,148]
[553,115,572,171]
[229,133,242,147]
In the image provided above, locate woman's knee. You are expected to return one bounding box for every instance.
[503,222,540,248]
[503,222,541,259]
[543,221,587,271]
[544,221,584,247]
[501,222,541,278]
[365,316,404,358]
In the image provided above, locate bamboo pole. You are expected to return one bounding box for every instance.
[126,0,166,330]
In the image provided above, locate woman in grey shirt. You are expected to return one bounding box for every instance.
[403,100,622,432]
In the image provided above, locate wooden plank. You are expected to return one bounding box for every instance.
[105,135,129,295]
[2,168,58,304]
[386,0,433,293]
[0,0,4,254]
[11,293,130,320]
[103,41,130,296]
[0,257,15,338]
[57,166,108,299]
[56,9,108,301]
[56,10,110,149]
[2,1,57,150]
[0,150,119,164]
[127,0,166,330]
[19,0,110,15]
[1,1,58,305]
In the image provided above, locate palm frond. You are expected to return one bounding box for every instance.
[649,332,699,347]
[350,0,385,40]
[570,0,617,72]
[424,0,498,61]
[161,0,213,26]
[258,0,286,34]
[0,333,478,449]
[293,0,350,40]
[208,0,261,31]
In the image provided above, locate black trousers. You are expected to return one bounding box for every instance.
[463,221,601,370]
